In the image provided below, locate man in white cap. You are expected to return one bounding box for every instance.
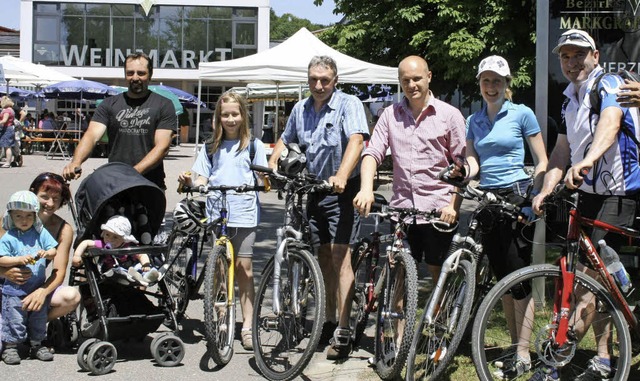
[532,29,640,381]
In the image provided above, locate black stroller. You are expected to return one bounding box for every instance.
[63,162,184,375]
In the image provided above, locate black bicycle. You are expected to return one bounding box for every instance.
[249,164,331,381]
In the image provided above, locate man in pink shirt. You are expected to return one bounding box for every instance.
[353,55,466,281]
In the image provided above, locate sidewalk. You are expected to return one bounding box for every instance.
[0,145,383,380]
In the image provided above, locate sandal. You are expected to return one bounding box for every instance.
[241,328,253,350]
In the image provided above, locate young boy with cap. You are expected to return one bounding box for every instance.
[0,190,58,364]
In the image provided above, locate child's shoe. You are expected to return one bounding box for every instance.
[143,268,159,283]
[30,345,54,361]
[2,346,21,365]
[127,267,149,286]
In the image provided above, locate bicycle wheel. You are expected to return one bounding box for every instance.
[203,243,235,366]
[350,238,372,346]
[374,251,418,380]
[163,230,192,320]
[472,264,632,381]
[465,253,493,337]
[407,259,475,381]
[253,247,326,381]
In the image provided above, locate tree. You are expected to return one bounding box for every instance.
[270,9,327,41]
[314,0,536,104]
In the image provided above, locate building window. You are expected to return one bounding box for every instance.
[33,2,258,68]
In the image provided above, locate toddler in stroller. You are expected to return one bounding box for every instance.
[72,215,159,286]
[67,162,183,375]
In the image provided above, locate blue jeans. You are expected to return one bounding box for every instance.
[1,294,48,344]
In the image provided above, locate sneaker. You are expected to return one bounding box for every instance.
[143,268,160,283]
[1,347,21,365]
[326,326,351,360]
[575,357,613,381]
[319,321,338,346]
[241,328,253,351]
[30,345,54,361]
[528,365,559,381]
[128,267,149,286]
[493,355,531,379]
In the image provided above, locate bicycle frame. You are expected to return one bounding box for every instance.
[271,175,320,315]
[553,192,640,346]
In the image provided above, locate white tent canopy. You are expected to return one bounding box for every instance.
[199,28,399,85]
[196,28,399,147]
[0,55,76,88]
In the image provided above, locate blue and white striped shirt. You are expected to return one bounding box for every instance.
[281,90,369,181]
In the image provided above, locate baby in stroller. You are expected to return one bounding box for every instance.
[72,215,159,286]
[66,162,183,374]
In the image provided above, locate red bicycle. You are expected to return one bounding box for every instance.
[471,186,640,380]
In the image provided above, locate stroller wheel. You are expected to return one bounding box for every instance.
[77,338,99,371]
[87,341,117,375]
[151,333,185,367]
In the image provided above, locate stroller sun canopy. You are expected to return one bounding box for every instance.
[74,162,166,246]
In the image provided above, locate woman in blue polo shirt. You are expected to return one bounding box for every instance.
[461,55,548,378]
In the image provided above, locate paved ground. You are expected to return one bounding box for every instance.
[0,144,401,380]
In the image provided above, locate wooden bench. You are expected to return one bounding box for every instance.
[21,136,80,155]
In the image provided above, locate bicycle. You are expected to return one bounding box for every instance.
[165,183,265,366]
[350,199,433,380]
[248,164,330,381]
[405,169,526,381]
[471,186,639,380]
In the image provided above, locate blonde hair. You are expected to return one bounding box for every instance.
[208,91,251,156]
[505,77,513,101]
[1,96,14,108]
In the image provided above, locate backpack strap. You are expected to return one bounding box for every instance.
[249,136,256,163]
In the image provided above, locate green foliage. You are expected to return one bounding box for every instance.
[314,0,536,105]
[270,9,327,41]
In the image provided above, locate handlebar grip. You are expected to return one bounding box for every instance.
[250,164,274,174]
[580,167,590,176]
[438,164,467,188]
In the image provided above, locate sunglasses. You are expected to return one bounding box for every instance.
[557,33,595,50]
[34,172,67,185]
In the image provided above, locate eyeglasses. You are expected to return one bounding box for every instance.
[308,76,336,87]
[557,33,594,50]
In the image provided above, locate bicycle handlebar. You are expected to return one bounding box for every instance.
[368,204,458,233]
[249,164,333,193]
[180,184,266,194]
[439,163,524,220]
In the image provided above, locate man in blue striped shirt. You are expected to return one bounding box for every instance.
[269,55,369,360]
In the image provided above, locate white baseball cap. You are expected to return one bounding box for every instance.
[552,29,596,54]
[476,55,511,79]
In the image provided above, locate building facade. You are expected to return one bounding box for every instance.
[18,0,270,128]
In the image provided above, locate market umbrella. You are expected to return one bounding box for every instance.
[0,86,42,100]
[151,84,206,109]
[42,79,119,100]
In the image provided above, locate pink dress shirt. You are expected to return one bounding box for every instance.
[363,94,466,215]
